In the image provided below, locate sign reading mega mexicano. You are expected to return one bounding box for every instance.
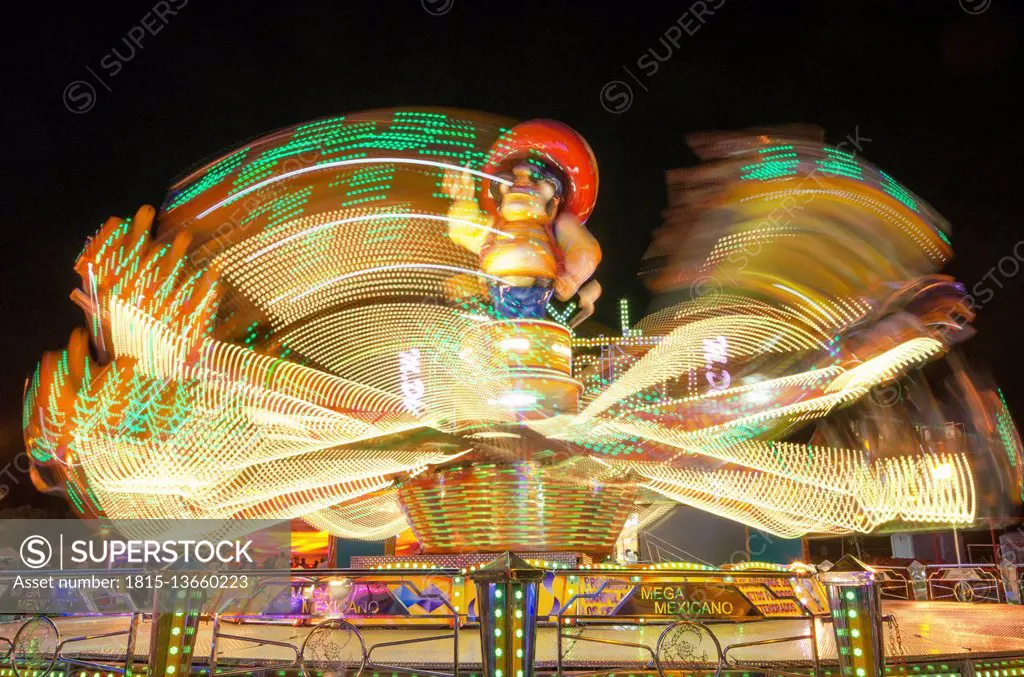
[615,582,759,619]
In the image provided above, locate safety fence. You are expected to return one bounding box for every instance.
[872,563,1024,603]
[4,567,1024,677]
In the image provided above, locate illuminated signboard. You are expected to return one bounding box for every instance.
[617,582,758,619]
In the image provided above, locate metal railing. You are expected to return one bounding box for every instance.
[926,565,1005,603]
[1,568,463,677]
[56,612,142,677]
[871,567,914,601]
[6,566,1024,677]
[869,563,1023,604]
[552,570,823,677]
[556,580,664,676]
[211,571,462,677]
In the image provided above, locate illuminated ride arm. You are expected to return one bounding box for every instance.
[447,198,493,255]
[443,166,493,255]
[553,211,602,326]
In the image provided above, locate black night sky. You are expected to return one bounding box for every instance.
[1,0,1022,512]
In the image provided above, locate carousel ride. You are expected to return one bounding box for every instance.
[23,109,1021,554]
[15,108,1024,676]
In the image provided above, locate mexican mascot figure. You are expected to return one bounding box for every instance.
[443,119,603,325]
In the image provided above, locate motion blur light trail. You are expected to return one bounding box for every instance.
[23,111,1023,553]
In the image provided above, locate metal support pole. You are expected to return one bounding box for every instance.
[453,602,460,677]
[556,617,562,677]
[810,615,821,677]
[147,585,208,677]
[908,561,928,601]
[124,612,142,677]
[209,614,221,677]
[469,553,544,677]
[999,561,1021,604]
[820,555,885,677]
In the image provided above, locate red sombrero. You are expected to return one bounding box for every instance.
[480,119,599,223]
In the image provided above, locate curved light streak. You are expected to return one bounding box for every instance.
[195,157,513,220]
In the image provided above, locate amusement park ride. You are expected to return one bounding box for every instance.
[10,109,1024,676]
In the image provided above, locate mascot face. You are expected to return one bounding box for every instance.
[494,162,562,223]
[481,118,598,224]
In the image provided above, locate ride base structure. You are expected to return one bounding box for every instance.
[6,552,1024,677]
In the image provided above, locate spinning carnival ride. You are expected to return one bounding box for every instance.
[23,109,1023,555]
